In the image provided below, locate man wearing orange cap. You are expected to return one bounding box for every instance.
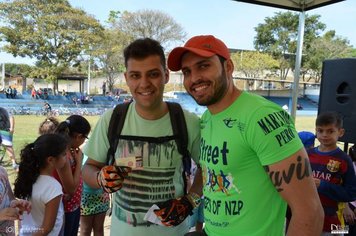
[168,35,324,236]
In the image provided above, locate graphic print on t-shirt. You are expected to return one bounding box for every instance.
[113,138,182,225]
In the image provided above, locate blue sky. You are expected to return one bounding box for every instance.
[1,0,355,65]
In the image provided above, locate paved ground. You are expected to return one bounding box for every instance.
[77,215,111,235]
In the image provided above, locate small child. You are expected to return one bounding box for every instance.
[53,115,91,236]
[308,111,356,235]
[14,133,69,235]
[298,131,316,150]
[0,166,31,235]
[38,117,59,135]
[80,155,110,236]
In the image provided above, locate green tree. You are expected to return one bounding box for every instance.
[2,63,33,93]
[231,51,278,89]
[4,63,33,77]
[0,0,104,93]
[113,9,187,49]
[232,51,278,78]
[305,31,352,83]
[254,12,326,81]
[350,48,356,58]
[91,28,132,93]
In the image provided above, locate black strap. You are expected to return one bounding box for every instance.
[106,102,131,165]
[167,102,191,175]
[167,102,191,195]
[106,101,191,193]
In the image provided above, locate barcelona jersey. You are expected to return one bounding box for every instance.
[308,147,356,232]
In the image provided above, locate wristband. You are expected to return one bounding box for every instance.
[187,192,201,208]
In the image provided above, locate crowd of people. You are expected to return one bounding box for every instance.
[5,86,17,99]
[0,35,355,236]
[31,88,49,100]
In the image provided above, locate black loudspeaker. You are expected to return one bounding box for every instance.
[318,58,356,143]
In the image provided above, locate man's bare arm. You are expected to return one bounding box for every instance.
[265,148,324,236]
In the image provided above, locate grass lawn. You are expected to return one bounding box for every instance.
[2,114,318,184]
[2,115,100,184]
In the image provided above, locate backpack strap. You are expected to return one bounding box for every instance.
[167,102,192,194]
[106,101,192,194]
[106,102,131,165]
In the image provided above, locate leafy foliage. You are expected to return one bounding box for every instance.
[0,0,104,92]
[91,29,132,92]
[232,51,278,89]
[232,51,278,78]
[113,9,187,50]
[254,12,326,80]
[92,9,187,93]
[3,63,33,77]
[304,31,352,82]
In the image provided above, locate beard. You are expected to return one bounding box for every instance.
[191,69,228,106]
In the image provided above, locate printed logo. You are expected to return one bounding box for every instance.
[223,118,237,128]
[204,168,240,195]
[203,168,244,217]
[327,160,341,172]
[330,224,349,234]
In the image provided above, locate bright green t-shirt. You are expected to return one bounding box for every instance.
[84,102,200,236]
[200,91,303,236]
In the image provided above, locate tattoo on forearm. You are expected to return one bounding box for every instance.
[264,156,311,192]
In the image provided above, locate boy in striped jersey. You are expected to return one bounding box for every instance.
[308,111,356,235]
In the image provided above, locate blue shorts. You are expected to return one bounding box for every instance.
[0,130,13,146]
[189,201,204,227]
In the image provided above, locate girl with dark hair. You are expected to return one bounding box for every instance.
[53,115,91,236]
[14,134,69,235]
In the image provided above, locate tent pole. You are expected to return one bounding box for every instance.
[291,11,305,121]
[87,57,91,95]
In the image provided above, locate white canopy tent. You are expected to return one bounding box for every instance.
[233,0,345,120]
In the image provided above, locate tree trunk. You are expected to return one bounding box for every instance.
[22,76,27,93]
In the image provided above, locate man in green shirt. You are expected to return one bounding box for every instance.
[168,35,324,236]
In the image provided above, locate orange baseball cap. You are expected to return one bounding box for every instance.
[167,35,230,71]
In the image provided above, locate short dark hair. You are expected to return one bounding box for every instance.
[316,111,343,128]
[124,38,166,68]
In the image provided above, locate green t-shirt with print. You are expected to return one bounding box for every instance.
[84,102,200,236]
[200,91,303,236]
